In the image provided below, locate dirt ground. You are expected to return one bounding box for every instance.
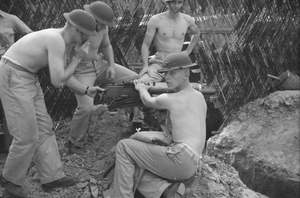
[2,90,294,198]
[0,94,223,198]
[0,105,133,198]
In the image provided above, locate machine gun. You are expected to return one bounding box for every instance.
[103,81,216,110]
[97,81,217,132]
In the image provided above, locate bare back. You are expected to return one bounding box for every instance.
[4,28,65,73]
[150,12,194,53]
[162,87,207,155]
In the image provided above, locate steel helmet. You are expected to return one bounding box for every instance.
[63,9,97,36]
[158,53,198,73]
[84,2,115,26]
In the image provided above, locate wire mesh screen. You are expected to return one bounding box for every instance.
[1,0,299,128]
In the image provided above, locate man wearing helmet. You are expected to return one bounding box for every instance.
[132,0,200,129]
[0,9,96,197]
[105,53,207,198]
[65,1,139,155]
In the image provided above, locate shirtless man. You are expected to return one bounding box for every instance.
[0,9,32,57]
[132,0,200,127]
[0,9,96,197]
[65,1,139,155]
[0,9,32,152]
[139,0,200,83]
[106,53,207,198]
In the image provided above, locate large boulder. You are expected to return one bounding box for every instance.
[128,155,267,198]
[86,108,267,198]
[184,155,268,198]
[206,91,300,198]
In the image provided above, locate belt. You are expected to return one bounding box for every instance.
[1,57,32,73]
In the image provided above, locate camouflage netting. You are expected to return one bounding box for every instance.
[1,0,299,128]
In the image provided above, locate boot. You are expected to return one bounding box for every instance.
[41,176,77,192]
[65,141,84,155]
[0,175,28,198]
[162,182,185,198]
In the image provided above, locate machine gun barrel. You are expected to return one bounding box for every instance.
[148,82,216,95]
[106,81,216,106]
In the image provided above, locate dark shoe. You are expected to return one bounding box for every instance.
[131,121,142,133]
[162,182,185,198]
[130,121,152,133]
[0,175,28,198]
[65,141,84,155]
[41,176,77,192]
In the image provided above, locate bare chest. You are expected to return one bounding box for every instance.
[157,20,188,40]
[89,34,104,51]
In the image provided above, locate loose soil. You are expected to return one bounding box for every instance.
[0,105,131,198]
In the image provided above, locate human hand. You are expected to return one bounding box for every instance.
[133,79,151,92]
[73,41,90,60]
[86,86,106,98]
[106,65,116,80]
[139,64,149,78]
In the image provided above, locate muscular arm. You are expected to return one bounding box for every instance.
[65,76,87,94]
[134,81,170,110]
[184,17,200,55]
[47,34,87,88]
[141,17,158,67]
[101,27,116,79]
[101,27,114,68]
[64,44,87,93]
[12,15,32,35]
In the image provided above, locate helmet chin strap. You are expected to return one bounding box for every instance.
[167,2,183,13]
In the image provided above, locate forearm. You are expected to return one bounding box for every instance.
[65,76,88,95]
[185,33,200,54]
[51,57,81,88]
[102,45,115,68]
[139,88,152,107]
[141,43,149,66]
[63,57,81,80]
[16,18,33,35]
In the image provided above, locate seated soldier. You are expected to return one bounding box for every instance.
[131,0,200,131]
[105,53,207,198]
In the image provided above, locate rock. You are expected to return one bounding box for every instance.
[90,177,97,184]
[92,159,106,172]
[206,91,300,198]
[32,172,39,182]
[81,186,91,198]
[184,155,268,198]
[90,182,98,198]
[77,181,89,189]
